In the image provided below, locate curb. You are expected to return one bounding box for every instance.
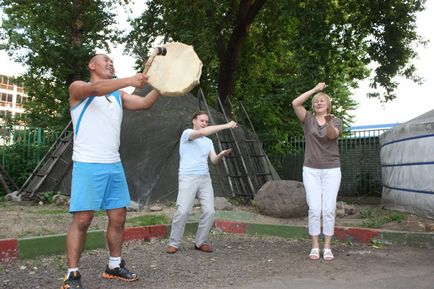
[0,239,18,263]
[1,220,433,263]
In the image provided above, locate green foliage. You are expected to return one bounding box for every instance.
[0,0,427,164]
[0,0,125,128]
[125,0,425,161]
[126,214,171,227]
[359,207,375,219]
[387,212,405,223]
[370,238,384,249]
[35,208,68,215]
[165,201,177,208]
[360,207,405,228]
[38,191,57,204]
[361,217,385,228]
[0,141,48,195]
[0,125,60,196]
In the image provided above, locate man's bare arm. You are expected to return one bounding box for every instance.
[121,89,161,111]
[68,74,148,107]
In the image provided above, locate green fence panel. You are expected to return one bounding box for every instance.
[0,125,61,194]
[1,124,388,197]
[275,129,388,197]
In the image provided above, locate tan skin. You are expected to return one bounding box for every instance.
[292,82,340,251]
[67,54,161,268]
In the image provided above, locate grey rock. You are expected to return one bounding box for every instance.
[52,194,69,206]
[255,180,307,218]
[150,205,163,212]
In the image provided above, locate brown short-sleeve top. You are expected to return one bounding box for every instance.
[303,111,342,169]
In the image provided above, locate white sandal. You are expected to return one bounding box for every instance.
[309,248,320,260]
[323,248,334,261]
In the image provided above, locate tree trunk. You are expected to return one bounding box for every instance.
[217,0,266,116]
[69,0,85,83]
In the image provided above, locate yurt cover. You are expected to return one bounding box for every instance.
[380,109,434,219]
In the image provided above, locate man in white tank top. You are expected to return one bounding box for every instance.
[61,54,161,289]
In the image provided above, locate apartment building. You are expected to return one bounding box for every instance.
[0,74,27,122]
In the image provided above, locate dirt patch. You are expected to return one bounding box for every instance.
[0,197,433,240]
[0,201,175,239]
[1,234,434,289]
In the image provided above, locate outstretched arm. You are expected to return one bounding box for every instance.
[121,89,161,111]
[189,121,237,140]
[292,82,326,122]
[68,74,149,107]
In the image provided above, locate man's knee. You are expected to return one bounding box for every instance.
[108,216,126,230]
[73,213,93,231]
[107,208,127,225]
[173,205,193,221]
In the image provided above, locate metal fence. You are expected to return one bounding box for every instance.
[0,125,61,192]
[1,124,388,197]
[275,129,389,197]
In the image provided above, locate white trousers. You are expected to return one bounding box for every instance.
[169,175,215,248]
[302,166,341,236]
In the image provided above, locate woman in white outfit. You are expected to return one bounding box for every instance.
[292,82,342,261]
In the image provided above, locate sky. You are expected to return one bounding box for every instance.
[350,0,434,126]
[1,1,433,127]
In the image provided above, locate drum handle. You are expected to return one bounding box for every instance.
[143,47,167,74]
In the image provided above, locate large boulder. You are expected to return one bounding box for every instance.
[255,180,307,218]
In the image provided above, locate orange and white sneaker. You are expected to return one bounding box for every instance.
[101,259,138,282]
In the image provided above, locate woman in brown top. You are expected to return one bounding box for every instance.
[292,82,342,261]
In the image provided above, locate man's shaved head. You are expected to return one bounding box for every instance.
[87,53,114,75]
[88,53,108,64]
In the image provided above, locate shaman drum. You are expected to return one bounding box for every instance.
[145,42,203,96]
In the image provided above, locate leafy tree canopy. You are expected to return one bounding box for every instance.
[125,0,426,159]
[0,0,427,162]
[0,0,128,129]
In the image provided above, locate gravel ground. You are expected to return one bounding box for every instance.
[1,232,433,289]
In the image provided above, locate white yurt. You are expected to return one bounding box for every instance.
[380,109,434,219]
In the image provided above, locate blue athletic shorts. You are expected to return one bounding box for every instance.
[69,161,131,213]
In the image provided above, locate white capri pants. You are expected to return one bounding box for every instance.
[169,175,215,248]
[302,166,341,236]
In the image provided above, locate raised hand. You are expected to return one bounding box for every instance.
[219,149,232,157]
[314,82,327,92]
[325,114,335,123]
